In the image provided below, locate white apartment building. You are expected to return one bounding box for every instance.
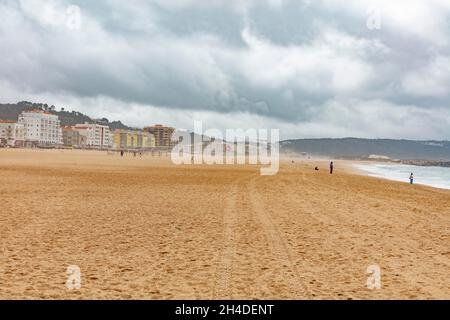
[0,120,25,147]
[73,123,111,148]
[18,110,62,145]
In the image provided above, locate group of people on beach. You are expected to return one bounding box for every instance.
[313,161,416,185]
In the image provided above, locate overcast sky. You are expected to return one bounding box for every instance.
[1,0,450,140]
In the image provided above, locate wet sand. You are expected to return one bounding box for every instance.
[0,149,449,299]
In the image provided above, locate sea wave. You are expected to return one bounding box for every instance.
[353,163,450,190]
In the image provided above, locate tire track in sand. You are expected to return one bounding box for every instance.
[212,177,242,299]
[248,176,312,298]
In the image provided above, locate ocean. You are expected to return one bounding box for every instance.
[353,163,450,190]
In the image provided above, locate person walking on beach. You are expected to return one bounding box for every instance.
[330,161,334,174]
[409,173,414,184]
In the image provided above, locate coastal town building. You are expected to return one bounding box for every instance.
[62,126,87,147]
[112,129,155,149]
[18,110,62,146]
[143,125,175,148]
[2,108,176,150]
[73,123,111,148]
[0,120,25,147]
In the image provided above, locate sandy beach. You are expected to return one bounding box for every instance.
[0,149,449,299]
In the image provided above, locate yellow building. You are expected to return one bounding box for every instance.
[143,125,175,147]
[112,129,155,149]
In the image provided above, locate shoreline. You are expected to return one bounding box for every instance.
[349,162,450,191]
[2,148,450,192]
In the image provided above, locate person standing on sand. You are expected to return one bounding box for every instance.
[410,173,414,184]
[330,161,334,174]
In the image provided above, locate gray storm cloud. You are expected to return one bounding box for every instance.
[1,0,450,139]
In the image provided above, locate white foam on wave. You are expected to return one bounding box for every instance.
[353,163,450,190]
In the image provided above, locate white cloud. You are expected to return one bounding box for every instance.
[238,27,376,94]
[323,0,450,46]
[402,56,450,97]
